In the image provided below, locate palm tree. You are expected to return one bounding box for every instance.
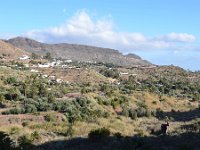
[21,82,27,97]
[38,83,48,97]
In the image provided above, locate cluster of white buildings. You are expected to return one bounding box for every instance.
[18,55,73,69]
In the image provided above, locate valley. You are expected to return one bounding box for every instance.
[0,42,199,149]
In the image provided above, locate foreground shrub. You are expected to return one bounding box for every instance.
[88,127,110,142]
[30,131,40,141]
[18,135,33,149]
[0,131,15,150]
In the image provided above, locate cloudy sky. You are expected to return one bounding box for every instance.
[0,0,199,70]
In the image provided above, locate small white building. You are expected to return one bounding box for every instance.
[30,69,39,73]
[19,55,30,60]
[38,63,51,68]
[24,64,29,67]
[49,75,56,80]
[120,72,129,75]
[56,78,63,83]
[65,59,72,63]
[41,74,48,78]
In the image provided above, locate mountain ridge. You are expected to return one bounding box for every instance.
[6,37,151,66]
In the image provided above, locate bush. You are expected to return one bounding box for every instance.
[122,107,129,117]
[25,104,37,113]
[88,127,111,142]
[6,77,18,85]
[145,109,152,117]
[136,107,147,117]
[100,68,119,79]
[31,131,40,141]
[44,114,57,122]
[18,135,33,149]
[10,127,20,135]
[2,107,25,115]
[129,109,137,120]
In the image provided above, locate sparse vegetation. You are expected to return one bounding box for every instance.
[0,53,199,149]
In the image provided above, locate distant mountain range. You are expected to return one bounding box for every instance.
[3,37,151,67]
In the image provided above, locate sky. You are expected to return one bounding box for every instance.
[0,0,199,71]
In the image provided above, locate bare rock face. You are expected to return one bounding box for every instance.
[7,37,151,67]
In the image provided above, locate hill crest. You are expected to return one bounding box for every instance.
[7,37,151,66]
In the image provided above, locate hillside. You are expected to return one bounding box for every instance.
[0,40,28,58]
[0,38,199,150]
[6,37,151,67]
[0,58,199,149]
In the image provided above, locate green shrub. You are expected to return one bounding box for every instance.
[30,131,40,141]
[44,114,57,122]
[18,135,33,149]
[145,109,152,117]
[100,68,119,79]
[6,77,18,85]
[0,93,5,104]
[10,127,20,135]
[136,107,147,117]
[66,124,74,138]
[25,104,37,113]
[3,107,25,115]
[129,109,137,120]
[122,107,129,117]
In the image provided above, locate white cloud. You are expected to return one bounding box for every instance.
[23,10,197,52]
[0,33,17,40]
[158,32,196,42]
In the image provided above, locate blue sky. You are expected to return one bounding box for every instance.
[0,0,199,70]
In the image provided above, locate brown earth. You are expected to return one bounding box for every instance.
[0,40,29,58]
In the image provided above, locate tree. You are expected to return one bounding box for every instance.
[65,109,77,138]
[38,83,48,97]
[44,52,52,60]
[5,88,20,101]
[31,53,39,59]
[128,75,136,84]
[21,82,27,97]
[29,84,38,98]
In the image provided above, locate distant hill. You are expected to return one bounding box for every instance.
[0,40,28,58]
[6,37,151,67]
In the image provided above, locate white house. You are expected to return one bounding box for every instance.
[41,74,48,78]
[30,69,39,73]
[120,72,129,75]
[56,78,63,83]
[38,63,51,68]
[19,55,30,60]
[49,75,56,80]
